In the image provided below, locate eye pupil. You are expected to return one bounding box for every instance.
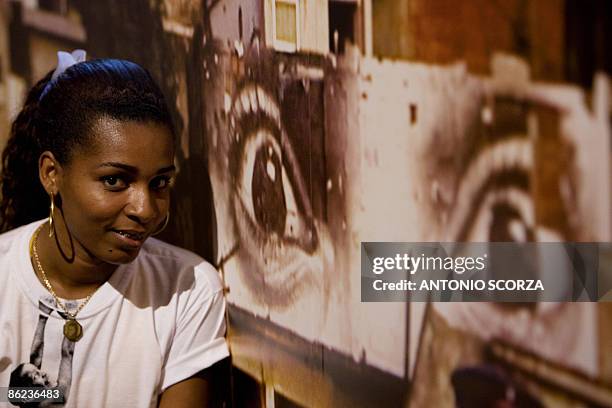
[489,203,530,241]
[153,177,170,189]
[252,143,286,234]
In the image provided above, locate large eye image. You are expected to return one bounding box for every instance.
[441,98,573,245]
[430,94,596,378]
[237,129,313,249]
[227,84,333,309]
[447,137,538,243]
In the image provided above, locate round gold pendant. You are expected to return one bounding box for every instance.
[63,319,83,342]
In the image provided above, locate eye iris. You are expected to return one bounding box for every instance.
[107,177,117,185]
[153,178,165,189]
[252,143,286,235]
[489,203,529,241]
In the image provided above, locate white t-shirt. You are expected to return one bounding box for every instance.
[0,220,229,407]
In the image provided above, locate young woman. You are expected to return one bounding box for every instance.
[0,51,229,407]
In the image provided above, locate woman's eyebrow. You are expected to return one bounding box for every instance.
[95,162,176,175]
[96,162,137,173]
[156,165,176,174]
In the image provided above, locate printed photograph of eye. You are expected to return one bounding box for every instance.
[439,98,574,245]
[227,83,332,309]
[236,129,314,249]
[447,137,537,242]
[429,93,597,379]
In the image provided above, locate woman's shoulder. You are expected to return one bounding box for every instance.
[0,220,43,258]
[139,237,205,265]
[134,237,223,294]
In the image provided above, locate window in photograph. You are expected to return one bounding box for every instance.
[329,0,357,54]
[38,0,68,15]
[273,0,299,52]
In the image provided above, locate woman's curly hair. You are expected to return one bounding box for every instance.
[0,59,175,232]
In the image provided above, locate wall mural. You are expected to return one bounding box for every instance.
[203,38,610,405]
[225,82,332,310]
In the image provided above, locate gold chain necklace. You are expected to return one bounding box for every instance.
[30,224,97,342]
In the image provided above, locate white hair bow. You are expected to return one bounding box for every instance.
[40,49,87,101]
[50,49,87,81]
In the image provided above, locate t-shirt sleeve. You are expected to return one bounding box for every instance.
[160,262,230,392]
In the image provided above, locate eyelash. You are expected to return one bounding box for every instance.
[100,175,174,191]
[101,175,126,190]
[151,176,174,190]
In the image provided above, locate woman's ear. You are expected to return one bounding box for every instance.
[39,151,62,196]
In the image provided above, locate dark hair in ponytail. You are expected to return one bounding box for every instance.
[0,59,174,232]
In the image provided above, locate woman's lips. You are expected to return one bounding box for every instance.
[112,229,146,247]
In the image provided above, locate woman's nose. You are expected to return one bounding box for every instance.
[125,186,158,224]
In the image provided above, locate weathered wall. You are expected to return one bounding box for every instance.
[209,0,263,46]
[372,0,566,81]
[0,1,11,145]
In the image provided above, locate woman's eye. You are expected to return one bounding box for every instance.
[102,176,127,190]
[151,176,172,190]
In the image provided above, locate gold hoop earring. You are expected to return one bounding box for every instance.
[48,193,55,238]
[152,212,170,236]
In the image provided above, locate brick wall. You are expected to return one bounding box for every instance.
[373,0,565,80]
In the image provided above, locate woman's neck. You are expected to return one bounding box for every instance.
[32,222,117,300]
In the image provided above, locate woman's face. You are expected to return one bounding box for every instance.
[56,117,175,264]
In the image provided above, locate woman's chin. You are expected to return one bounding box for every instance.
[101,245,142,265]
